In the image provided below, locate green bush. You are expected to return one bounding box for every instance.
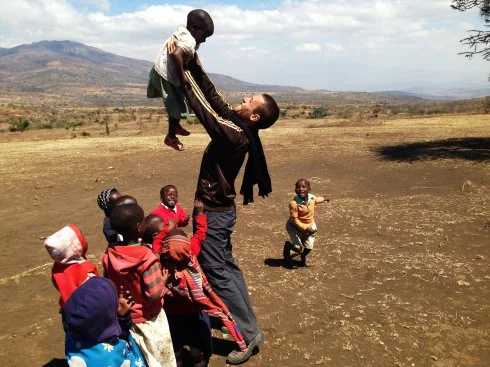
[307,107,328,119]
[8,118,30,132]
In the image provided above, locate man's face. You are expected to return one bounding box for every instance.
[233,94,265,125]
[161,187,178,208]
[295,180,310,201]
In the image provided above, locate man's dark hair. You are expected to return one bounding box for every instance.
[256,94,280,129]
[110,203,144,237]
[187,9,214,34]
[159,185,177,198]
[114,195,138,207]
[141,214,164,244]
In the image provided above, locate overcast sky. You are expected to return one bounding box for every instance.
[0,0,488,91]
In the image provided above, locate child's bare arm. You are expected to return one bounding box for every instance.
[169,47,188,88]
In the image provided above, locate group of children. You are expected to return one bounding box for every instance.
[42,7,329,365]
[45,185,246,367]
[44,178,328,367]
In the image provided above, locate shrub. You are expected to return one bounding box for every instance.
[8,118,30,132]
[81,131,91,137]
[307,107,328,119]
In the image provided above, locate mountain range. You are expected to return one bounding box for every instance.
[0,40,301,94]
[0,40,488,100]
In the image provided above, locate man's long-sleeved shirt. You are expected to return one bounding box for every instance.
[184,63,249,211]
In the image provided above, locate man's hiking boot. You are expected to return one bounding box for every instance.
[227,330,265,364]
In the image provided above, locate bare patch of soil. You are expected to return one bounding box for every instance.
[0,114,489,366]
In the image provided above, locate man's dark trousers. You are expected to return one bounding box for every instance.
[197,207,260,344]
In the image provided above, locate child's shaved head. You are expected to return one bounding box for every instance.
[110,203,144,238]
[296,179,311,189]
[187,9,214,33]
[166,227,188,238]
[114,195,138,207]
[142,214,165,244]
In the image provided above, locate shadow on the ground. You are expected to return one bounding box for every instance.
[42,359,67,367]
[375,137,490,162]
[211,337,238,357]
[264,257,302,269]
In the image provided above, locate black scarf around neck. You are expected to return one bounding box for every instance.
[231,117,272,205]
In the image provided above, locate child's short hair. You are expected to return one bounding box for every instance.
[142,214,164,244]
[295,178,311,188]
[187,9,213,31]
[114,195,138,207]
[159,185,176,198]
[110,204,144,237]
[166,227,187,238]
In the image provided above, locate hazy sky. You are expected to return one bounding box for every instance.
[0,0,488,91]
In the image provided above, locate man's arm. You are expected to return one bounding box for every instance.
[186,59,234,120]
[183,68,245,143]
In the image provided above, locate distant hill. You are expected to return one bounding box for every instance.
[0,40,302,94]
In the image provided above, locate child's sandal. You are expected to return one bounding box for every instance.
[164,136,185,151]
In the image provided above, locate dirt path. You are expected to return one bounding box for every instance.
[1,115,489,366]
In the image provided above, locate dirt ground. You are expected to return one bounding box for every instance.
[0,114,489,367]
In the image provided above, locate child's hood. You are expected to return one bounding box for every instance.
[44,224,88,264]
[105,245,156,274]
[63,276,121,343]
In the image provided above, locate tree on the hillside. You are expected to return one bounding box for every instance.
[452,0,490,60]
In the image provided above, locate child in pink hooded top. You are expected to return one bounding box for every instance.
[101,203,176,367]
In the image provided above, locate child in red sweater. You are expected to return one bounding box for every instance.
[151,185,190,228]
[101,203,176,367]
[44,224,99,308]
[151,200,247,367]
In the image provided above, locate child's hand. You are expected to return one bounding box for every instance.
[306,226,318,235]
[118,286,134,316]
[161,267,170,285]
[168,36,178,54]
[194,199,204,215]
[167,219,177,231]
[182,215,191,226]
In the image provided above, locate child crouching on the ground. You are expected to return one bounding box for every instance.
[63,276,147,367]
[284,179,329,267]
[150,199,247,367]
[101,203,176,367]
[44,224,99,308]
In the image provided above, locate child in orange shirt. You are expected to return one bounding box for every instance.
[284,179,329,267]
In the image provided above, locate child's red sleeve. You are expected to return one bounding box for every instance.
[190,214,207,256]
[152,227,171,254]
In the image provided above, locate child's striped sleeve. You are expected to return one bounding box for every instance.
[142,262,164,300]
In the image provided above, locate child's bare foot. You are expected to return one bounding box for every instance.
[175,124,190,136]
[164,135,185,151]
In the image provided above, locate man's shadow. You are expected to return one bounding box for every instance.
[375,137,490,162]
